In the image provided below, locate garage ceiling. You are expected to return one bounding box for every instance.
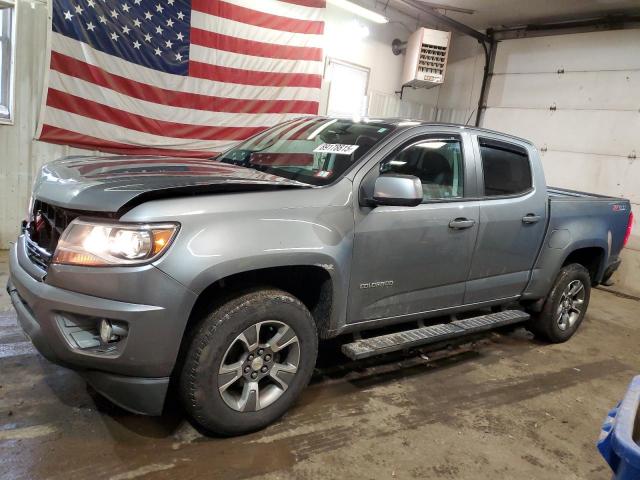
[398,0,640,29]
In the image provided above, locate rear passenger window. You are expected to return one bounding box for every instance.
[380,137,464,201]
[479,138,532,197]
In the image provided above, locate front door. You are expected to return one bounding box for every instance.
[464,136,547,304]
[348,134,479,324]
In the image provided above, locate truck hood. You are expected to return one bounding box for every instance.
[32,155,310,213]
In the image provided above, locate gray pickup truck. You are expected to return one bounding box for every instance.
[7,117,633,435]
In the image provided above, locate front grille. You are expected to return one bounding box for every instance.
[25,237,52,271]
[25,200,81,271]
[24,200,116,271]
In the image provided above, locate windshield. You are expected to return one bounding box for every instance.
[216,118,395,186]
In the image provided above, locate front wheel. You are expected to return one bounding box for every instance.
[180,289,318,436]
[527,263,591,343]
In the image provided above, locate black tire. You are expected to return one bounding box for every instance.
[180,288,318,436]
[527,263,591,343]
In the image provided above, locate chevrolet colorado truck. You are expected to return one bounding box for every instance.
[7,117,633,435]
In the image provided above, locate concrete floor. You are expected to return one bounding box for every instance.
[1,249,637,480]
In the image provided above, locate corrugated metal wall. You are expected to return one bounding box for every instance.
[481,29,640,296]
[368,90,437,119]
[368,35,485,124]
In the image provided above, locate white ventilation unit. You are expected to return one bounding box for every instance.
[401,28,451,89]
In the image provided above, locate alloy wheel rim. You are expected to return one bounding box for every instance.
[556,279,586,331]
[218,320,300,412]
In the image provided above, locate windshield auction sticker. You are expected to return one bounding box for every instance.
[313,143,359,155]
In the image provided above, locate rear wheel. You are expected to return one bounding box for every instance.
[180,289,318,435]
[528,263,591,343]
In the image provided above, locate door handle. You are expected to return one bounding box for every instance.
[449,218,476,229]
[522,214,542,224]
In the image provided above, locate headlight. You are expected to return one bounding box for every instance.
[52,219,179,266]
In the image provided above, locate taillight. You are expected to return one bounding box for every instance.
[623,211,634,248]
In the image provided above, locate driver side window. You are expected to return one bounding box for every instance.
[380,137,464,201]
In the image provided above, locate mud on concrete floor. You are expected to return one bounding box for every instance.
[0,249,637,479]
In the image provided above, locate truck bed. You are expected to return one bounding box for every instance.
[547,186,626,202]
[542,186,631,286]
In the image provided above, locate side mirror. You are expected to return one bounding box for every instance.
[372,175,423,207]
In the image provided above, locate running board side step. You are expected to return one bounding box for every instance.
[341,310,530,360]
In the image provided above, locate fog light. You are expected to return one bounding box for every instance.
[99,319,113,344]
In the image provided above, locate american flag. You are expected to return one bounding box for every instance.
[36,0,325,157]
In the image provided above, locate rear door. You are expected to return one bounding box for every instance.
[464,135,547,304]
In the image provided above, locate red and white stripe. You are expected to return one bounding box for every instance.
[38,0,325,156]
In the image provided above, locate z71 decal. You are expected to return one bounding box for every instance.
[612,204,628,212]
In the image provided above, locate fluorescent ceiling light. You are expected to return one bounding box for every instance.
[327,0,389,24]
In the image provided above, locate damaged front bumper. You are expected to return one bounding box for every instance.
[7,237,196,415]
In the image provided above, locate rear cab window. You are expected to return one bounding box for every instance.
[478,137,532,197]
